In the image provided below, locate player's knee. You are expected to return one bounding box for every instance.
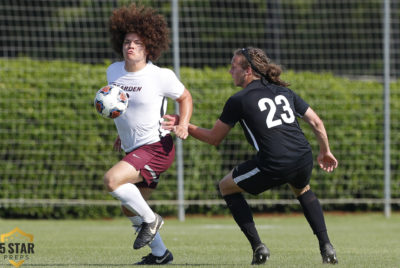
[291,184,310,197]
[219,175,242,196]
[218,180,224,195]
[103,171,119,191]
[218,179,229,196]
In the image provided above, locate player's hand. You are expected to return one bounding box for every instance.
[162,114,180,130]
[173,125,189,140]
[162,114,188,139]
[317,151,338,172]
[113,136,122,152]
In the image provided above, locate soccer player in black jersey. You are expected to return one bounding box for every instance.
[163,47,338,265]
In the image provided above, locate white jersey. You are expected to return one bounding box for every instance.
[106,61,184,152]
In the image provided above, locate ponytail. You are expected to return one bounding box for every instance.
[236,47,289,87]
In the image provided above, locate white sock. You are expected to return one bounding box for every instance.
[110,183,155,222]
[149,232,167,257]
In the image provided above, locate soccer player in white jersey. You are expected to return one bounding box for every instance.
[164,47,338,265]
[103,4,192,265]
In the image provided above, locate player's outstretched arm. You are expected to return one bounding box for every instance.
[162,115,231,146]
[302,107,338,172]
[188,119,231,146]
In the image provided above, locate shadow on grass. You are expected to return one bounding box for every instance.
[24,264,244,267]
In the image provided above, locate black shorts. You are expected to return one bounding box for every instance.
[232,157,313,195]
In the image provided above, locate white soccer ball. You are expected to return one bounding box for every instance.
[94,85,129,119]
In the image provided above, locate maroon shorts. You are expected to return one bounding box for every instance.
[122,135,175,189]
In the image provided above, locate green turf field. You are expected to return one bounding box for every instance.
[0,213,399,267]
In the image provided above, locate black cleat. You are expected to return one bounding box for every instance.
[251,243,270,265]
[320,243,338,264]
[133,213,164,249]
[134,249,173,265]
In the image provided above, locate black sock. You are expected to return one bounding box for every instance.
[223,193,262,250]
[297,190,330,248]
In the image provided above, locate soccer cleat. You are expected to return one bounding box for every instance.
[320,243,338,264]
[134,249,173,265]
[251,243,270,265]
[133,213,164,249]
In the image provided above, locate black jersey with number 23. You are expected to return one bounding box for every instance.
[219,80,312,173]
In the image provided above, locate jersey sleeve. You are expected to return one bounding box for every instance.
[106,61,122,84]
[160,68,185,100]
[292,91,309,116]
[106,64,113,84]
[219,96,241,127]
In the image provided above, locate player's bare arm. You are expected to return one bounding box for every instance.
[162,115,231,146]
[174,88,193,140]
[302,107,338,172]
[188,120,231,146]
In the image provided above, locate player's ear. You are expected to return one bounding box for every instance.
[245,66,252,76]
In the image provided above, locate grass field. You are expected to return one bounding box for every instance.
[0,213,399,268]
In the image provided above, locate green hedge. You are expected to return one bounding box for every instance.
[0,58,399,218]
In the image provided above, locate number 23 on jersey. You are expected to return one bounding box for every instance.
[258,95,295,128]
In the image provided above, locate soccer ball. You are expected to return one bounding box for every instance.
[94,85,129,119]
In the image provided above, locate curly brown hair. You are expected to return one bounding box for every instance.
[109,4,170,61]
[235,47,289,87]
